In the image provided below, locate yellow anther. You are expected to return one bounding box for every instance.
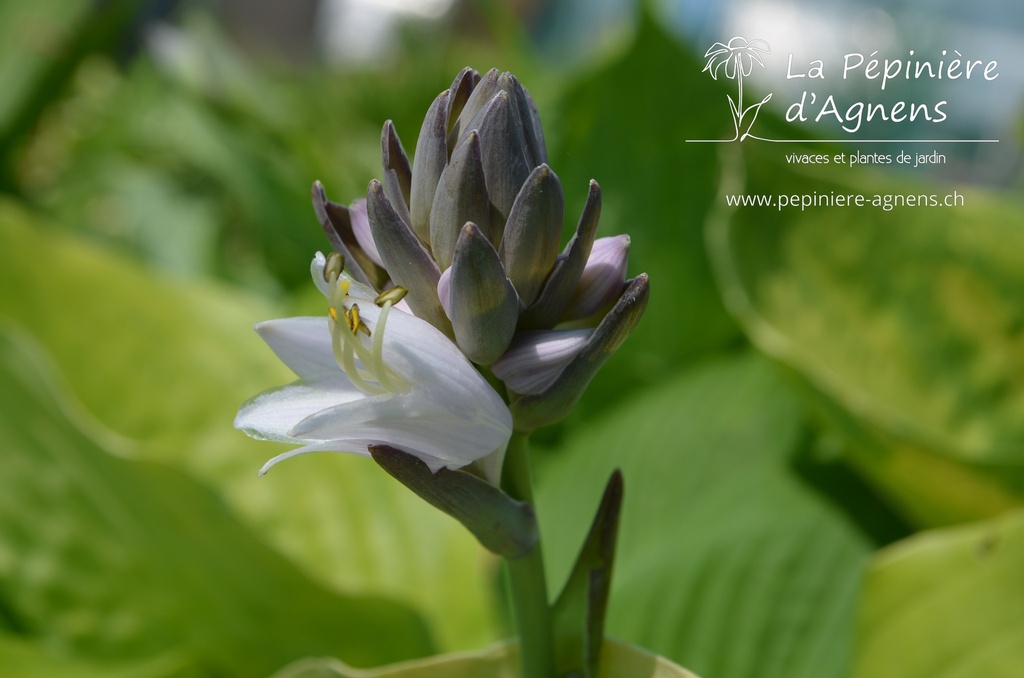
[374,286,408,307]
[346,304,371,337]
[329,307,339,322]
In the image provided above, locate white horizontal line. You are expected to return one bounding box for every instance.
[685,138,1000,143]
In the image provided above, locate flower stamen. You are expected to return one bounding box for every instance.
[324,262,408,395]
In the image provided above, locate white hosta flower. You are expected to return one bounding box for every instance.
[235,252,513,476]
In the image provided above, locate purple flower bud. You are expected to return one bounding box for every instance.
[565,235,630,320]
[492,329,592,395]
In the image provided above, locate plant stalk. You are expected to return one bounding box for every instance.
[502,432,555,678]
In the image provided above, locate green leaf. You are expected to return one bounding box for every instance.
[0,204,498,652]
[536,354,881,678]
[708,146,1024,526]
[266,638,700,678]
[851,509,1024,677]
[552,470,624,678]
[0,0,93,186]
[0,325,433,672]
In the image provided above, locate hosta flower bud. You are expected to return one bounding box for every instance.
[445,223,520,365]
[566,234,631,320]
[430,130,491,268]
[499,164,564,306]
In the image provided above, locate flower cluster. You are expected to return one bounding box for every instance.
[237,67,648,477]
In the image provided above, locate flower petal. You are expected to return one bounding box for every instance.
[349,198,384,269]
[747,39,771,55]
[492,329,592,395]
[703,41,730,58]
[234,380,365,444]
[348,299,511,423]
[565,234,630,320]
[291,389,510,470]
[255,316,340,382]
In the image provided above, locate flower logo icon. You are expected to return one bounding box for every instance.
[703,37,773,141]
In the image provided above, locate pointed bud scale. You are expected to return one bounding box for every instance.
[445,66,480,149]
[520,179,601,328]
[453,70,543,170]
[409,89,451,245]
[565,235,630,320]
[499,164,564,307]
[430,131,491,270]
[365,179,452,336]
[311,181,388,290]
[381,120,412,207]
[447,223,520,365]
[509,74,547,167]
[470,89,532,226]
[450,68,500,149]
[508,274,650,431]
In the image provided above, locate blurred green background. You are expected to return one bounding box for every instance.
[1,0,1023,676]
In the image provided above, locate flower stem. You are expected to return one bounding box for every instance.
[502,432,555,678]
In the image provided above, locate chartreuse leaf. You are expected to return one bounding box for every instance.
[708,146,1024,526]
[536,354,879,678]
[0,326,432,673]
[266,638,698,678]
[851,508,1024,677]
[0,201,497,652]
[0,633,184,678]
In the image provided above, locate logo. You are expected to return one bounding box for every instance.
[691,36,1001,147]
[702,37,773,141]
